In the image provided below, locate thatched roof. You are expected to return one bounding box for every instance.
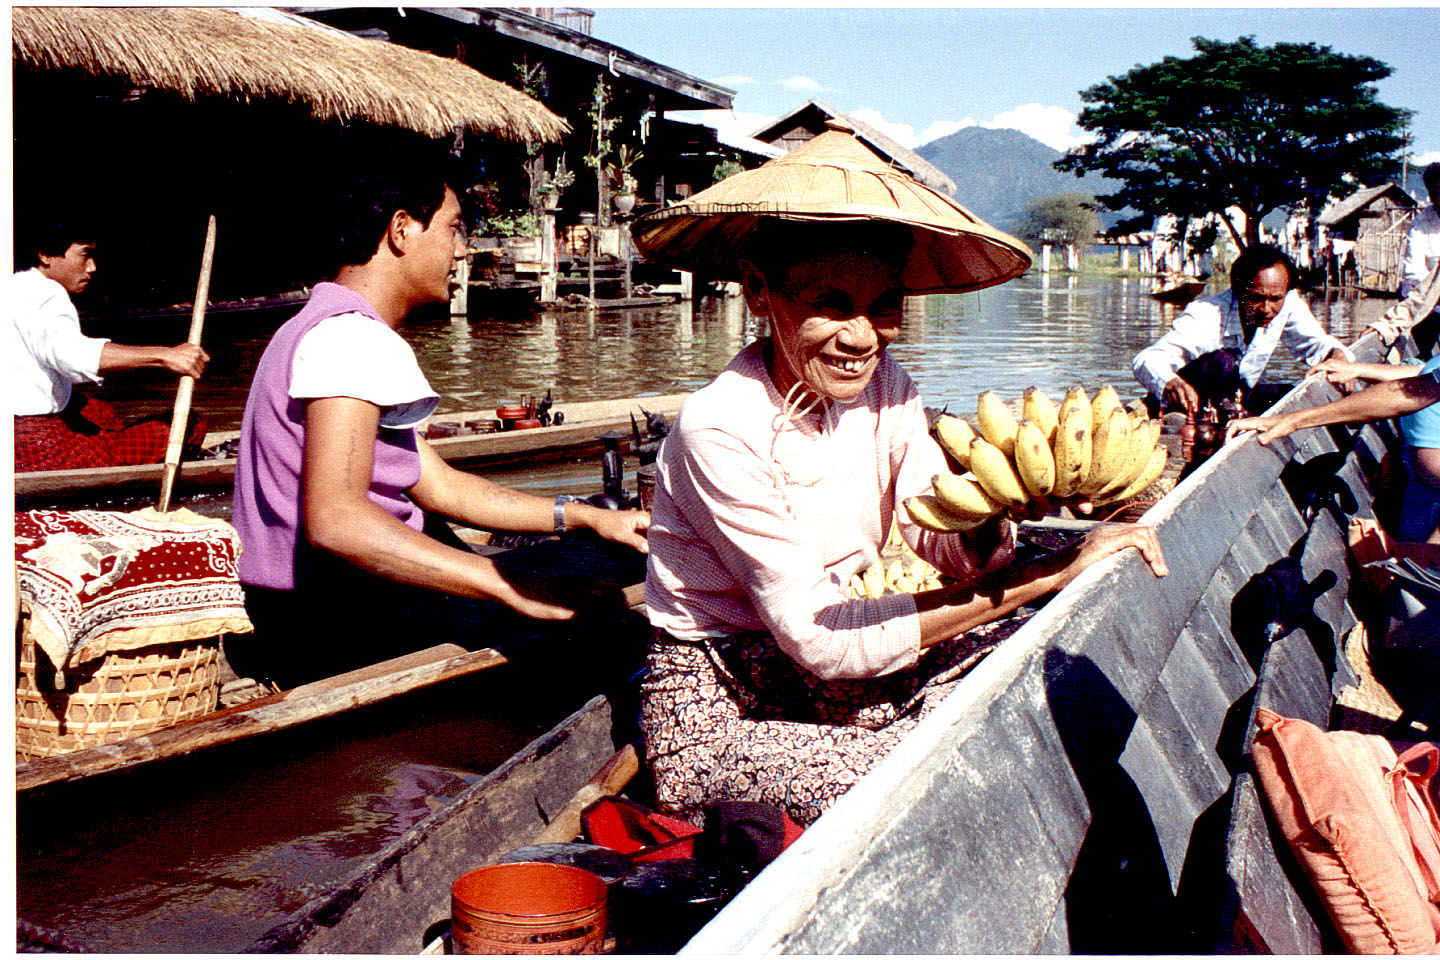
[11,6,567,142]
[1318,182,1416,226]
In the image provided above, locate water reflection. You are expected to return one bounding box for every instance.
[97,275,1389,434]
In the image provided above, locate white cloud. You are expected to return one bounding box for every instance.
[780,76,827,93]
[1415,150,1440,166]
[712,74,756,88]
[668,109,781,150]
[981,103,1091,153]
[849,108,919,150]
[921,119,977,143]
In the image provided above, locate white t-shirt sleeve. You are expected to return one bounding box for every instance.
[290,312,440,428]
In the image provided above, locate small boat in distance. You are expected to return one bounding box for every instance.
[1149,272,1209,304]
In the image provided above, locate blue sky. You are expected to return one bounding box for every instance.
[595,6,1440,167]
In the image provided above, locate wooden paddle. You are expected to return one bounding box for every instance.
[157,214,218,512]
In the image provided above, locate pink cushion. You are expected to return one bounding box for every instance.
[1252,708,1440,954]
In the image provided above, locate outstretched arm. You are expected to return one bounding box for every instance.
[1226,374,1440,445]
[301,396,623,619]
[409,438,649,553]
[913,522,1167,645]
[99,342,209,378]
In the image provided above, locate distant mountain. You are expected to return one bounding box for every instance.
[916,127,1123,234]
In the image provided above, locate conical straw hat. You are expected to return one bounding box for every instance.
[633,119,1032,295]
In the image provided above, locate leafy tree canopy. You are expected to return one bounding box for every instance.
[1012,192,1100,246]
[1055,36,1411,248]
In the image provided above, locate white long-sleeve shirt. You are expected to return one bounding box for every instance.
[1132,288,1353,401]
[1400,205,1440,300]
[7,268,108,416]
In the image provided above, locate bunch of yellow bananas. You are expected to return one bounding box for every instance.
[849,544,945,598]
[905,385,1169,533]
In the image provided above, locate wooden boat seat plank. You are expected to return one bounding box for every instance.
[16,644,509,792]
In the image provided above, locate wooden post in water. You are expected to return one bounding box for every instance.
[540,212,557,303]
[450,250,470,319]
[587,223,596,303]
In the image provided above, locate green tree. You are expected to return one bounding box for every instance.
[1012,193,1100,248]
[1056,36,1410,249]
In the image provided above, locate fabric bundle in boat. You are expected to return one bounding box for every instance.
[1251,708,1440,953]
[631,118,1032,296]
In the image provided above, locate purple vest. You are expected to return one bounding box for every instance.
[234,283,424,589]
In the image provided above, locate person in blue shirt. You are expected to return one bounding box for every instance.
[1227,356,1440,542]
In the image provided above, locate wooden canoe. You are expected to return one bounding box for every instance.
[13,392,688,504]
[682,324,1422,953]
[15,584,647,795]
[16,693,632,954]
[1150,274,1208,304]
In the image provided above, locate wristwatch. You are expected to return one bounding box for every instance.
[553,494,580,534]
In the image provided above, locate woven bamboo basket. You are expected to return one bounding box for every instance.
[15,623,221,762]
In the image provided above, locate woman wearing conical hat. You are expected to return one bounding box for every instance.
[632,121,1167,827]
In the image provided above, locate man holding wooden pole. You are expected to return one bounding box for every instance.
[10,218,209,472]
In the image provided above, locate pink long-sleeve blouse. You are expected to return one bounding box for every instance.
[644,341,1013,681]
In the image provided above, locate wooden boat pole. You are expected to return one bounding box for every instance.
[157,214,217,513]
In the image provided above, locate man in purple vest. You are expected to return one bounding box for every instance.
[231,143,649,687]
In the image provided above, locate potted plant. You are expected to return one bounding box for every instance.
[536,158,575,211]
[608,144,643,214]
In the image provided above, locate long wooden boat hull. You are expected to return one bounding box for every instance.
[13,393,688,503]
[683,328,1410,953]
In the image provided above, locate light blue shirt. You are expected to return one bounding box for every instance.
[1399,356,1440,449]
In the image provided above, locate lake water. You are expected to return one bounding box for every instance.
[76,270,1388,508]
[98,272,1385,437]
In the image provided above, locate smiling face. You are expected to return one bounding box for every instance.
[742,250,905,404]
[38,242,98,294]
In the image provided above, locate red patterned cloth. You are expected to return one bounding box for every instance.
[15,508,252,675]
[13,394,206,472]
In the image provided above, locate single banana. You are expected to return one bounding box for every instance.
[976,391,1020,457]
[1013,419,1056,498]
[931,472,1004,521]
[935,415,977,470]
[863,561,886,599]
[1090,384,1122,434]
[1051,398,1092,498]
[1098,445,1168,505]
[894,574,918,595]
[1062,385,1090,415]
[969,437,1029,507]
[1022,387,1059,444]
[1082,409,1131,495]
[885,558,905,587]
[904,495,985,533]
[850,574,866,599]
[1095,418,1159,499]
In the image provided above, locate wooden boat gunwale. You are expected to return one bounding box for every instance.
[13,392,689,500]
